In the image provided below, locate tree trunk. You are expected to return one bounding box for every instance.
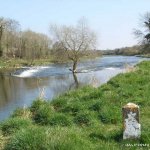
[73,73,79,88]
[0,42,2,57]
[72,60,77,73]
[0,26,3,57]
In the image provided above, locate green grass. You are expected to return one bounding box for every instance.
[0,53,100,69]
[0,118,32,136]
[0,57,53,69]
[0,61,150,150]
[139,54,150,58]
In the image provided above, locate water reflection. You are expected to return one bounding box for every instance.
[0,73,83,120]
[0,56,147,121]
[72,73,79,89]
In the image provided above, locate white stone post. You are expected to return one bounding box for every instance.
[122,103,141,139]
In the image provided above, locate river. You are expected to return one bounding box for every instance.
[0,56,147,121]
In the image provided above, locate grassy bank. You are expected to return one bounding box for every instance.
[0,61,150,150]
[0,53,100,70]
[138,54,150,58]
[0,57,54,69]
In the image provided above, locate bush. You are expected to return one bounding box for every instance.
[49,113,72,126]
[0,118,32,136]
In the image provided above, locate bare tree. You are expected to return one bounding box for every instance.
[134,12,150,53]
[0,17,21,57]
[0,17,52,60]
[50,18,97,73]
[0,17,6,57]
[20,30,52,62]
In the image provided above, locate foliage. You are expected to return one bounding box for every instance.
[101,45,143,56]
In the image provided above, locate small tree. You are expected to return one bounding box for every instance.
[134,12,150,54]
[50,18,97,73]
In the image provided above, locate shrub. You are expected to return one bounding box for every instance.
[0,118,32,136]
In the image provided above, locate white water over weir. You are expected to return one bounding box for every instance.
[12,66,124,78]
[13,66,53,78]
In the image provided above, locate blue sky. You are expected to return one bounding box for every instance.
[0,0,150,49]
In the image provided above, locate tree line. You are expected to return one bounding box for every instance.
[0,17,98,72]
[101,12,150,56]
[101,45,143,56]
[0,17,52,60]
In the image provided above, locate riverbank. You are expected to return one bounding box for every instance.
[136,54,150,58]
[0,53,100,70]
[0,61,150,150]
[0,57,54,69]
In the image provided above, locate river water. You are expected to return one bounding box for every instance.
[0,56,147,121]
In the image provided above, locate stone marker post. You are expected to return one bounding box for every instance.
[122,103,141,139]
